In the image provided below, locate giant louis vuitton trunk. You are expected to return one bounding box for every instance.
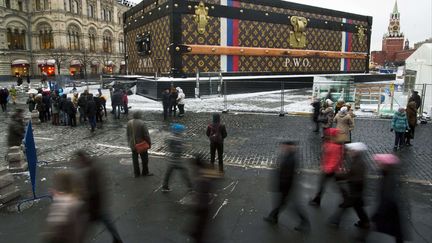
[124,0,372,78]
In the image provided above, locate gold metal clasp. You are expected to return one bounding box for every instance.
[194,2,210,34]
[357,26,366,44]
[289,16,308,48]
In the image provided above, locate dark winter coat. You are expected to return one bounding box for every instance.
[162,91,170,107]
[85,99,97,117]
[320,107,335,128]
[336,154,366,205]
[43,94,51,111]
[64,99,76,115]
[206,114,227,144]
[7,115,25,147]
[93,97,103,113]
[406,101,417,127]
[408,93,421,110]
[372,168,409,240]
[126,117,151,150]
[275,151,297,193]
[0,89,8,104]
[27,97,36,112]
[169,92,178,106]
[77,95,87,110]
[111,90,123,106]
[312,100,321,122]
[35,95,45,112]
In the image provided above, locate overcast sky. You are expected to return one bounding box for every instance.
[128,0,432,51]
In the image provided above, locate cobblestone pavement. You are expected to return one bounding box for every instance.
[1,95,432,183]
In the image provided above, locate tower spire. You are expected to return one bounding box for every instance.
[393,0,399,14]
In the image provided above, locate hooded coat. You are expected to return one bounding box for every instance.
[405,101,417,127]
[320,106,334,129]
[333,112,354,142]
[391,111,409,133]
[176,88,185,105]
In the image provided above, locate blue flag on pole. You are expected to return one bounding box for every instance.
[24,121,38,197]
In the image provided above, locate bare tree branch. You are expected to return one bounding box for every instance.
[48,47,69,76]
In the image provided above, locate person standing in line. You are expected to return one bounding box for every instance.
[206,113,228,173]
[169,87,178,117]
[78,92,88,124]
[126,111,153,177]
[71,150,123,243]
[405,101,417,146]
[176,87,185,117]
[86,94,97,132]
[311,97,321,132]
[42,91,51,121]
[329,142,370,229]
[122,90,128,117]
[408,91,421,110]
[333,106,354,143]
[162,88,170,121]
[263,141,310,232]
[309,128,344,207]
[320,99,335,137]
[391,108,409,151]
[59,94,68,126]
[51,92,60,126]
[161,123,192,192]
[65,97,77,127]
[35,94,45,122]
[111,89,122,119]
[98,89,107,117]
[94,94,104,124]
[372,154,410,243]
[26,94,36,112]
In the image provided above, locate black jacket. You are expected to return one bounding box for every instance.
[162,92,170,107]
[64,100,76,115]
[86,99,97,117]
[276,152,297,193]
[111,91,122,106]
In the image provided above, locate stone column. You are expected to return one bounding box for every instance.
[0,167,20,208]
[6,146,28,173]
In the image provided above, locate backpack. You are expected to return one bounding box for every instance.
[209,124,222,143]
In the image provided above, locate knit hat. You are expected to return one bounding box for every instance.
[171,123,185,133]
[326,99,333,106]
[340,106,348,114]
[373,154,400,166]
[345,142,367,152]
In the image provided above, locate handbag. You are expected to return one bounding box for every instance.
[131,120,150,153]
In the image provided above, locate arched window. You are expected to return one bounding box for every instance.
[37,23,54,50]
[5,0,11,8]
[88,28,97,52]
[7,28,26,50]
[102,30,113,53]
[68,25,81,50]
[73,0,79,14]
[88,4,94,18]
[36,0,50,10]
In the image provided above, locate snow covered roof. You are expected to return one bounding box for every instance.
[406,43,432,67]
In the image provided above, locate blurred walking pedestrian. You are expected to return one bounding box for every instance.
[161,123,192,192]
[391,108,409,151]
[405,101,417,146]
[329,142,370,229]
[43,171,87,243]
[310,128,344,207]
[263,141,310,232]
[188,154,220,243]
[71,150,123,243]
[162,88,170,121]
[333,106,354,143]
[7,109,25,147]
[372,154,410,243]
[206,113,227,173]
[127,111,153,177]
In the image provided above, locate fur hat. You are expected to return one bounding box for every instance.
[326,99,333,106]
[340,106,348,113]
[373,154,399,166]
[345,142,367,152]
